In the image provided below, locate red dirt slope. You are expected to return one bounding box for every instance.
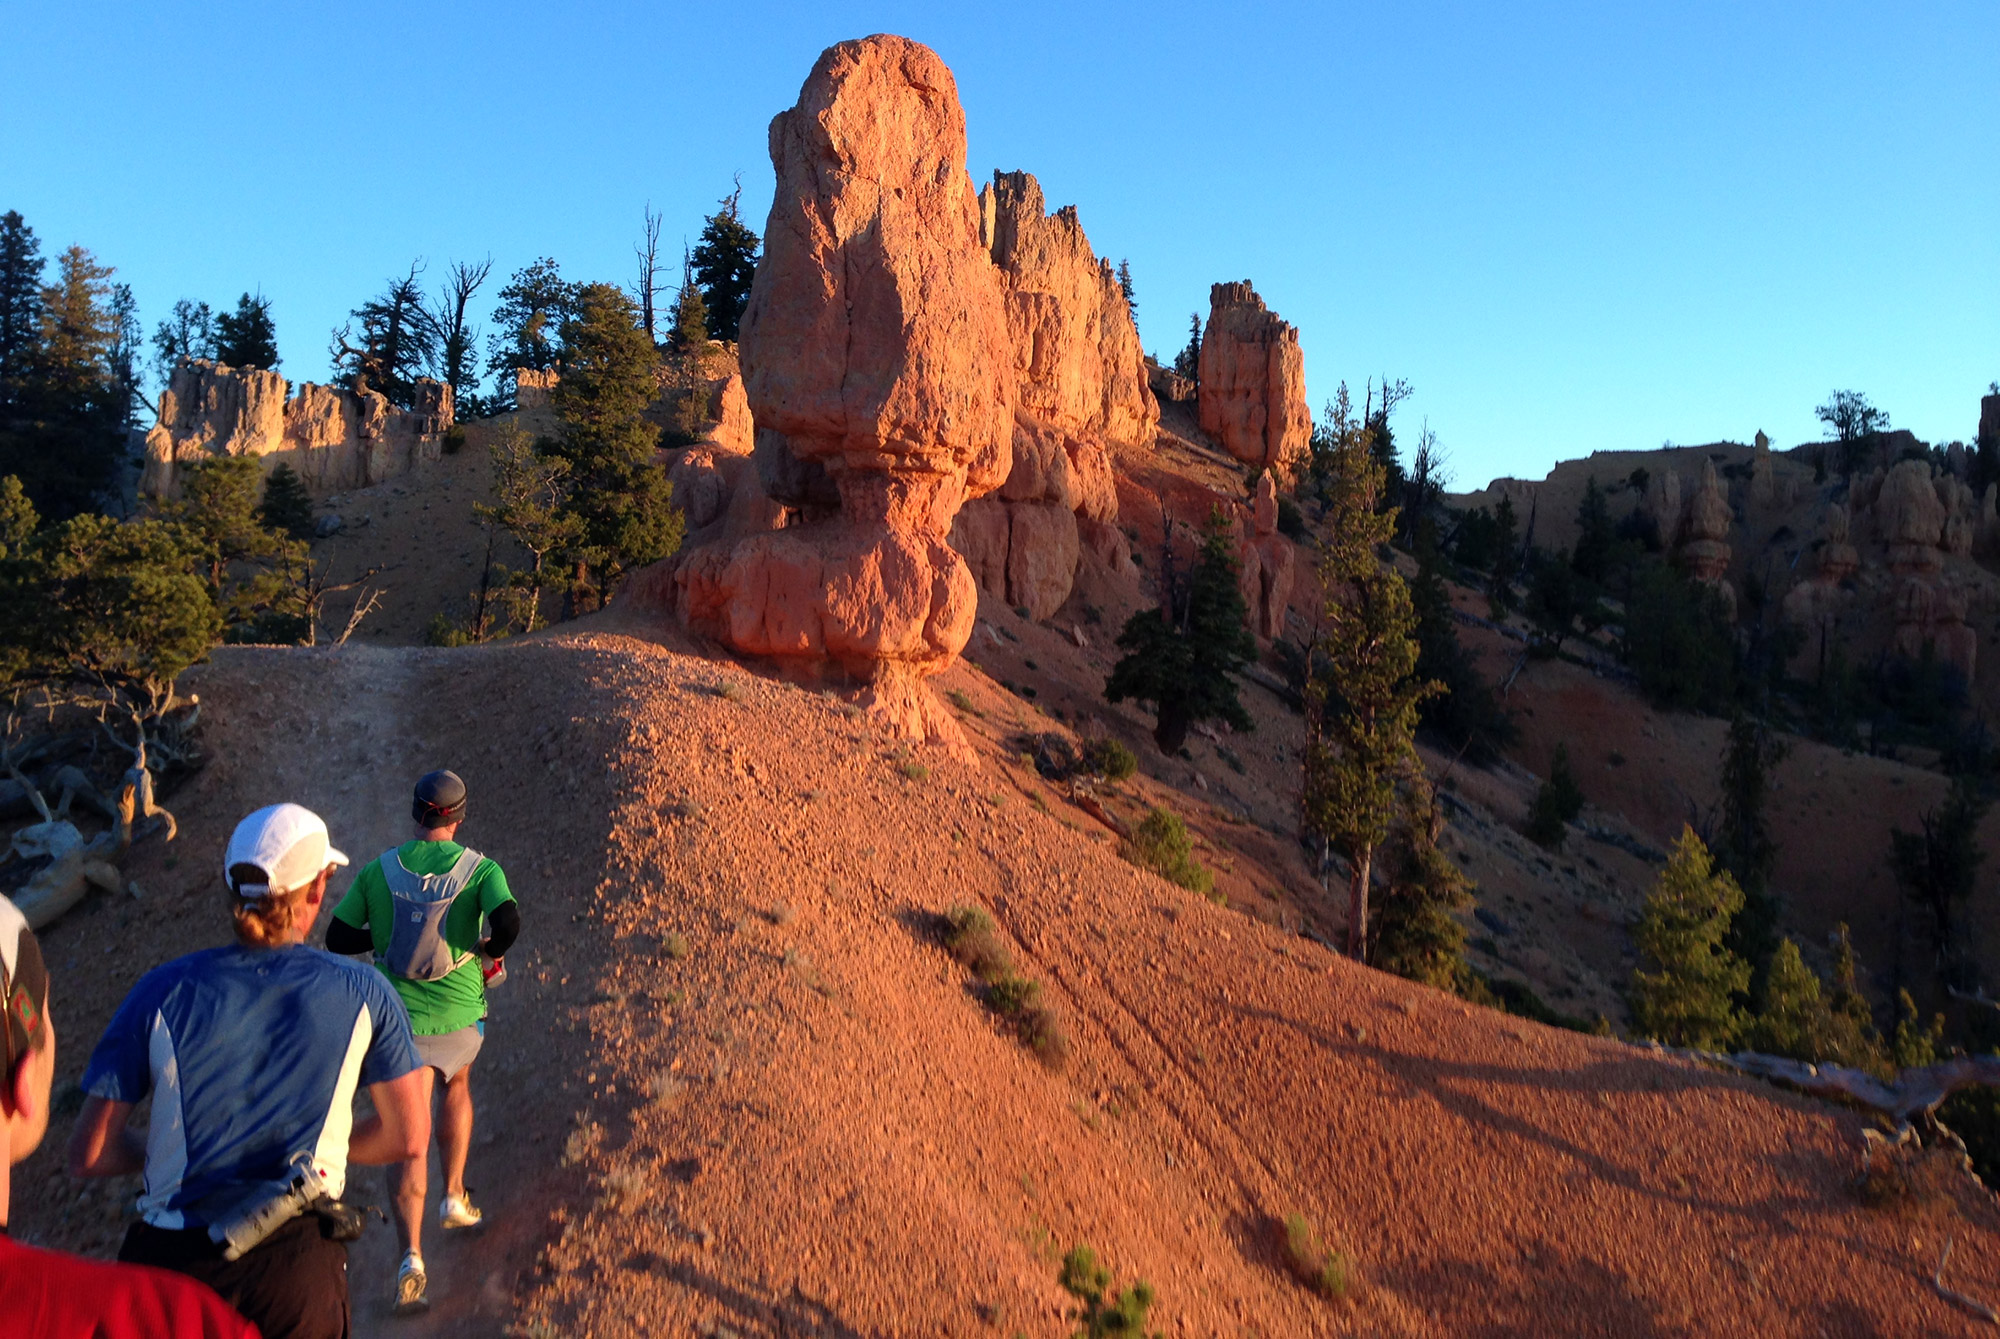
[12,631,2000,1336]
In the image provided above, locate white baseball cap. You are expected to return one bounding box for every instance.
[224,803,349,899]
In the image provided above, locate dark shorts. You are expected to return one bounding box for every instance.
[413,1020,484,1080]
[120,1214,349,1339]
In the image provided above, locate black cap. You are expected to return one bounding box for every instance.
[413,769,468,828]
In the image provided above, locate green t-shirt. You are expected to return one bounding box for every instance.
[331,840,514,1036]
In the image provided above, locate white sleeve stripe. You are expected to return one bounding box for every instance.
[137,1013,188,1230]
[311,1002,375,1200]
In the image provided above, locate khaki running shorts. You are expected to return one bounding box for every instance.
[413,1021,484,1080]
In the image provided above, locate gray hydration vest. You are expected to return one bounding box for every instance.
[378,846,485,982]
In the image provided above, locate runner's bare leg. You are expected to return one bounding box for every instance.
[439,1064,475,1201]
[392,1066,438,1256]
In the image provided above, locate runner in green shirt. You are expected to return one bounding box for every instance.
[325,770,520,1316]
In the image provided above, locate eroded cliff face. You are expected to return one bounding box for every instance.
[1198,281,1311,472]
[674,34,1015,744]
[139,360,453,498]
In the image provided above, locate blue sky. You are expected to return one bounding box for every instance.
[4,1,1992,490]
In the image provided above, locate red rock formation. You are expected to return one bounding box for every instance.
[982,170,1157,451]
[1197,281,1311,471]
[674,35,1014,745]
[1237,473,1295,639]
[1677,460,1735,617]
[1894,578,1977,683]
[1876,459,1946,576]
[140,359,453,498]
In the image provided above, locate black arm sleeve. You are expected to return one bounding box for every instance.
[324,918,373,956]
[482,901,521,958]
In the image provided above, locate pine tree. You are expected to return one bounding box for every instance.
[1717,714,1786,992]
[106,283,143,428]
[475,426,580,633]
[1743,938,1822,1058]
[1571,476,1614,584]
[545,283,682,610]
[258,462,315,540]
[672,250,710,353]
[1525,742,1584,849]
[10,246,125,516]
[0,211,43,408]
[1410,517,1512,764]
[1487,494,1520,612]
[690,181,761,343]
[484,258,578,409]
[332,262,435,407]
[213,292,280,369]
[150,298,216,384]
[1105,506,1256,754]
[1302,390,1438,958]
[427,260,490,416]
[1173,313,1200,381]
[1116,259,1135,314]
[1631,826,1750,1051]
[1891,773,1988,986]
[161,455,306,637]
[1372,775,1475,989]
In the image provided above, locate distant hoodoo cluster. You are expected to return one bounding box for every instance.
[139,359,453,499]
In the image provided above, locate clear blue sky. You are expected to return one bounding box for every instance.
[4,1,1992,490]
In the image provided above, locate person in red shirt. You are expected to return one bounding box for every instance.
[0,897,258,1338]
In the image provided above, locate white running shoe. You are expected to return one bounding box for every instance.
[394,1251,429,1315]
[438,1192,484,1230]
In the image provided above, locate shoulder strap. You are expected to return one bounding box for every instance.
[379,849,418,895]
[440,848,484,897]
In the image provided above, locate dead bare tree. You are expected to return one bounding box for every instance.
[635,204,665,346]
[428,257,493,412]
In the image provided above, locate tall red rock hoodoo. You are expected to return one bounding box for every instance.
[1197,281,1311,471]
[674,35,1014,744]
[948,169,1155,620]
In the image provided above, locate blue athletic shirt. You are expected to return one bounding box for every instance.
[81,944,420,1230]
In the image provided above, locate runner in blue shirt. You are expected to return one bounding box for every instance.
[69,802,430,1339]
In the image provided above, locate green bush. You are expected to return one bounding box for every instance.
[1120,808,1213,895]
[942,906,1012,982]
[1083,737,1138,781]
[1060,1245,1159,1338]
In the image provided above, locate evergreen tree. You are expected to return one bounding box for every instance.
[1116,259,1135,314]
[0,211,44,408]
[1623,560,1737,712]
[1410,518,1512,764]
[484,258,578,410]
[1487,494,1520,612]
[476,426,580,633]
[160,455,307,638]
[1743,938,1822,1058]
[1571,476,1613,584]
[1891,773,1989,986]
[1524,549,1582,651]
[671,250,710,353]
[690,181,761,342]
[1631,826,1750,1051]
[1301,391,1438,958]
[1173,313,1200,381]
[258,462,315,541]
[1525,743,1584,849]
[1373,775,1475,989]
[106,283,143,428]
[544,283,682,610]
[6,246,126,516]
[150,298,216,384]
[213,291,280,369]
[332,262,435,407]
[1716,714,1786,991]
[1105,506,1257,754]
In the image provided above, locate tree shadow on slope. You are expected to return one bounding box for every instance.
[621,1252,872,1338]
[1238,1005,1836,1223]
[1391,1249,1699,1338]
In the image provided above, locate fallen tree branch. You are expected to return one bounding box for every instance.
[1668,1046,2000,1125]
[1935,1238,2000,1328]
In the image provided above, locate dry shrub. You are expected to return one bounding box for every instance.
[1281,1213,1351,1300]
[599,1165,648,1209]
[1855,1132,1968,1215]
[943,906,1013,982]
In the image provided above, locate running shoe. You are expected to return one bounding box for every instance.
[394,1251,429,1315]
[439,1192,484,1230]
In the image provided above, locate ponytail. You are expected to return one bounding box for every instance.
[229,884,309,948]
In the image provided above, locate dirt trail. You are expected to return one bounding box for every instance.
[13,630,2000,1336]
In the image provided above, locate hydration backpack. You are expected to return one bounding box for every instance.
[378,847,485,982]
